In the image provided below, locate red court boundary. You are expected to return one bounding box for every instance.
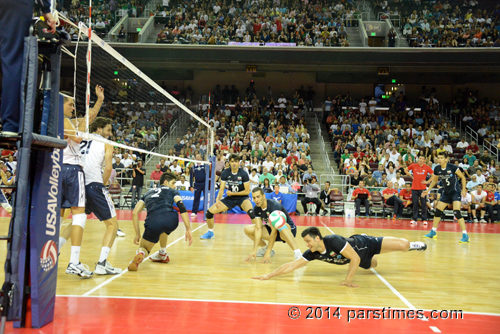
[6,296,500,334]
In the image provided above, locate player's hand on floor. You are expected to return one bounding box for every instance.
[133,234,140,245]
[340,281,359,288]
[260,254,272,264]
[245,251,257,262]
[251,275,270,280]
[185,231,193,246]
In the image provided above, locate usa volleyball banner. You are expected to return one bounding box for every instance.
[27,90,64,327]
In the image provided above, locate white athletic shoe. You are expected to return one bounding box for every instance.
[150,251,170,263]
[190,213,197,218]
[410,220,417,225]
[116,229,126,237]
[1,203,12,213]
[480,218,487,223]
[95,260,122,275]
[256,246,275,257]
[66,262,93,278]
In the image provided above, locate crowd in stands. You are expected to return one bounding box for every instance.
[323,85,500,222]
[381,0,500,47]
[154,0,358,46]
[144,83,324,210]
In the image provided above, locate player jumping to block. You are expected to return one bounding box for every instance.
[244,187,302,263]
[200,154,259,248]
[422,152,470,243]
[252,227,427,288]
[129,172,193,271]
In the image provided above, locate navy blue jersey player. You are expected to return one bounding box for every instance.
[422,151,469,243]
[252,227,426,288]
[244,187,302,263]
[200,154,261,260]
[128,172,193,271]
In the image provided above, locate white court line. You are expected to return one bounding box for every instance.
[54,294,500,317]
[430,326,441,333]
[82,223,206,297]
[319,222,428,321]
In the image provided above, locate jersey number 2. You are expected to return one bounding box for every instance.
[151,188,162,198]
[80,140,93,155]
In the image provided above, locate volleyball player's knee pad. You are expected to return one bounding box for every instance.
[434,209,443,219]
[206,210,214,219]
[470,204,476,210]
[72,213,86,229]
[247,209,256,220]
[454,210,462,220]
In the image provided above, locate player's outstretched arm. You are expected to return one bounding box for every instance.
[175,196,193,245]
[132,201,145,245]
[261,225,278,264]
[252,257,308,280]
[422,175,438,196]
[340,243,361,288]
[246,217,263,262]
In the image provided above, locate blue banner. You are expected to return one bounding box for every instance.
[178,190,297,214]
[27,93,64,328]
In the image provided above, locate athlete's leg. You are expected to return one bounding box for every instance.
[59,208,72,251]
[243,224,267,247]
[277,225,300,251]
[453,200,470,243]
[69,206,86,265]
[432,201,448,228]
[206,201,229,230]
[369,257,378,269]
[129,238,156,271]
[379,236,410,253]
[158,232,168,248]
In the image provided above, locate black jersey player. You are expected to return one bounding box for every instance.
[128,172,193,271]
[422,152,470,243]
[252,227,427,288]
[244,187,302,263]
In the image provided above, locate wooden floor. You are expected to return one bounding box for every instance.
[1,211,500,333]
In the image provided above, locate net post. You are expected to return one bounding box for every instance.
[204,155,216,221]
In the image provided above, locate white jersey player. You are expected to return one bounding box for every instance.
[60,86,104,278]
[80,117,121,275]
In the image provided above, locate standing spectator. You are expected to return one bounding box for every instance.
[368,97,377,114]
[352,181,371,218]
[191,154,208,218]
[405,156,434,225]
[388,28,396,47]
[131,160,145,209]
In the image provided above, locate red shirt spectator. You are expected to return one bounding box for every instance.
[286,155,298,165]
[485,190,495,203]
[407,159,433,190]
[382,187,398,203]
[150,165,163,183]
[353,151,365,159]
[352,187,371,199]
[253,23,261,35]
[400,188,412,201]
[467,143,479,154]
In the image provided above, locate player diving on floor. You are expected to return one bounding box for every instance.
[252,227,427,288]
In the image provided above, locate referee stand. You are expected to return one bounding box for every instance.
[0,20,67,332]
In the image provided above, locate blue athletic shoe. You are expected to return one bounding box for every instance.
[200,231,214,239]
[459,233,470,243]
[423,230,437,239]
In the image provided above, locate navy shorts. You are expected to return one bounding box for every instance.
[264,224,297,243]
[221,196,250,210]
[61,165,86,208]
[143,211,179,243]
[85,182,117,221]
[350,234,384,269]
[439,191,461,205]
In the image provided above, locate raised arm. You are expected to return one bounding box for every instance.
[73,85,104,132]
